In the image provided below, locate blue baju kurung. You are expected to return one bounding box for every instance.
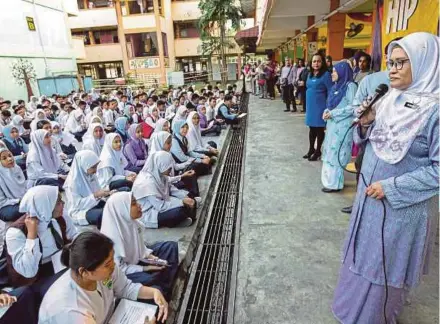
[305,71,333,127]
[332,105,439,324]
[321,82,358,189]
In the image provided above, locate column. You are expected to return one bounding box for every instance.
[153,0,166,84]
[293,29,301,61]
[115,0,130,75]
[306,16,318,60]
[326,0,346,60]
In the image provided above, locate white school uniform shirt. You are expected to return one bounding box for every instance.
[39,267,142,324]
[103,109,115,127]
[206,103,215,121]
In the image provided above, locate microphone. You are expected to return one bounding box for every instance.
[353,84,389,124]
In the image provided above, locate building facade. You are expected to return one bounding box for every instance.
[0,0,79,100]
[70,0,247,85]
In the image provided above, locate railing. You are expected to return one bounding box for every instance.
[91,73,161,92]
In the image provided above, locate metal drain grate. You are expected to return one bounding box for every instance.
[176,93,249,324]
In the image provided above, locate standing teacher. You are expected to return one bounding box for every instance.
[303,53,333,161]
[332,32,439,324]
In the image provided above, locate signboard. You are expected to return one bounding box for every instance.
[129,57,160,70]
[26,17,36,31]
[382,0,438,45]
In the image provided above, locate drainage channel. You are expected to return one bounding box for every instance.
[175,93,249,324]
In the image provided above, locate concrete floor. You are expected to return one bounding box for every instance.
[233,95,439,324]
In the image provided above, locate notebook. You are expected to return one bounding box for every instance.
[109,299,157,324]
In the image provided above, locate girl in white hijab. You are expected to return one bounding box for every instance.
[26,129,69,188]
[132,151,196,228]
[5,185,76,287]
[64,150,112,228]
[27,96,38,113]
[152,118,170,134]
[100,192,179,298]
[82,123,105,157]
[149,131,201,198]
[51,121,78,158]
[186,111,219,157]
[144,106,159,129]
[30,109,47,132]
[84,106,103,127]
[0,148,26,222]
[65,109,86,139]
[97,133,136,191]
[11,115,26,136]
[171,105,188,128]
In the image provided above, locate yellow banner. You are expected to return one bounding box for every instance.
[382,0,439,48]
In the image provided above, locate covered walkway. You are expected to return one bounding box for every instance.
[233,95,439,324]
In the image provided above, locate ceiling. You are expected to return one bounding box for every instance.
[257,0,373,50]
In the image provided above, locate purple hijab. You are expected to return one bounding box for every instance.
[197,105,208,128]
[126,124,147,159]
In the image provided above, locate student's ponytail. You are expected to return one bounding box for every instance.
[60,243,72,267]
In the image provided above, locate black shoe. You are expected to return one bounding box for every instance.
[308,152,321,161]
[303,151,315,159]
[291,109,297,113]
[283,109,290,112]
[341,206,353,214]
[322,188,341,193]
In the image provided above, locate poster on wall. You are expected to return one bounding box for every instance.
[129,57,160,70]
[382,0,438,49]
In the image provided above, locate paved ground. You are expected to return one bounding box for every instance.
[233,95,439,324]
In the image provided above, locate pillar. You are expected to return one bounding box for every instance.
[326,0,346,60]
[115,0,130,75]
[306,16,318,60]
[153,0,166,84]
[237,52,242,80]
[293,29,301,61]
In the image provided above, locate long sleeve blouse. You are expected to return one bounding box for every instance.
[97,167,129,191]
[6,216,77,278]
[170,137,203,163]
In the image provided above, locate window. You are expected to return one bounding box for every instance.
[126,33,159,58]
[78,62,124,80]
[72,31,91,45]
[93,29,119,44]
[88,0,114,8]
[121,0,155,15]
[77,0,86,9]
[174,21,200,39]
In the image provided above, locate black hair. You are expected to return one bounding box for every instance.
[359,53,372,67]
[36,104,43,109]
[227,85,233,91]
[90,102,100,110]
[1,110,11,117]
[224,94,233,101]
[2,100,11,105]
[209,97,216,103]
[308,52,328,78]
[151,95,158,102]
[207,85,213,91]
[384,37,404,55]
[188,87,194,93]
[219,90,225,94]
[37,120,51,129]
[14,105,25,114]
[116,91,123,96]
[121,95,127,99]
[326,55,332,61]
[135,103,143,109]
[17,100,25,105]
[199,96,206,101]
[191,93,199,100]
[156,100,166,106]
[79,100,86,106]
[61,231,114,275]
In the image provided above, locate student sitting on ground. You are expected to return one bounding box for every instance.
[64,150,114,229]
[132,151,196,228]
[2,125,28,171]
[100,192,179,299]
[186,111,219,156]
[65,108,87,142]
[217,94,240,125]
[26,130,69,189]
[38,231,168,323]
[123,124,148,173]
[5,186,76,288]
[150,131,200,198]
[197,105,222,136]
[82,123,105,157]
[0,148,26,222]
[170,120,212,176]
[51,121,78,159]
[11,114,31,144]
[97,133,136,192]
[114,117,129,144]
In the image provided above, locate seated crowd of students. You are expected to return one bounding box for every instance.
[0,83,242,323]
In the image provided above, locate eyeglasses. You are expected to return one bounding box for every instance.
[386,59,410,70]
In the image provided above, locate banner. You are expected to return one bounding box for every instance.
[129,57,160,70]
[382,0,439,49]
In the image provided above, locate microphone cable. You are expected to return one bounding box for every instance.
[336,123,389,324]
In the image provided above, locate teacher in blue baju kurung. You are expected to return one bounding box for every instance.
[332,32,439,324]
[321,62,358,192]
[303,53,333,161]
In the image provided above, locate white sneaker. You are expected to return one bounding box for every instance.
[177,217,193,227]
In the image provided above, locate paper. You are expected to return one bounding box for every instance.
[109,299,157,324]
[237,113,247,118]
[51,250,67,273]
